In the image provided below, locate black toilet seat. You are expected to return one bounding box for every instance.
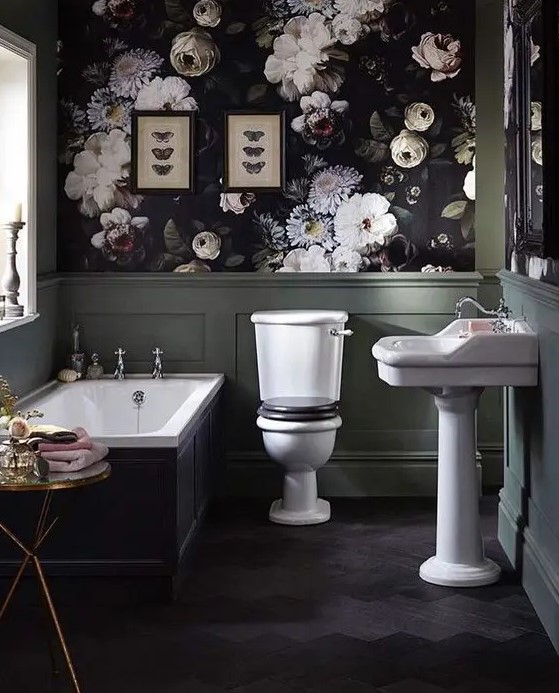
[257,397,339,422]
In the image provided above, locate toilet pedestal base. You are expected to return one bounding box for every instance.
[269,470,330,525]
[269,498,330,526]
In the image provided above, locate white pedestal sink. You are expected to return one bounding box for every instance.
[372,318,538,587]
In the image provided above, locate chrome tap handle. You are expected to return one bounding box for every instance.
[152,347,163,379]
[114,348,126,379]
[495,298,512,319]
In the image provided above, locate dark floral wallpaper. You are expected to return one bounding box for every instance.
[58,0,475,273]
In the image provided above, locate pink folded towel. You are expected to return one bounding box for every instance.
[39,427,93,453]
[44,441,109,473]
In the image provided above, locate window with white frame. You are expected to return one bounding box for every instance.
[0,25,36,330]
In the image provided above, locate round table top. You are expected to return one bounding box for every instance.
[0,461,111,492]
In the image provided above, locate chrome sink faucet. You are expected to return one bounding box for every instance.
[152,347,164,379]
[455,296,512,333]
[114,348,126,379]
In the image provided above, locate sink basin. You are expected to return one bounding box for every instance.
[371,316,538,588]
[372,318,538,387]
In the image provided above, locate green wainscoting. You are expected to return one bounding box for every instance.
[58,272,503,496]
[499,269,559,653]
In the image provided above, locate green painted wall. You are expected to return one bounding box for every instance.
[476,0,505,275]
[0,2,58,392]
[499,270,559,653]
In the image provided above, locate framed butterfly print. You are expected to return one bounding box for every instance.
[131,111,195,194]
[223,111,285,192]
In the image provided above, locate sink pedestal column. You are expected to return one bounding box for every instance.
[419,387,501,587]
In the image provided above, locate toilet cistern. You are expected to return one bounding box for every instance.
[372,310,538,587]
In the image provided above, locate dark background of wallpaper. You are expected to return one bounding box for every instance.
[57,0,475,273]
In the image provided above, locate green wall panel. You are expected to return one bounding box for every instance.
[58,272,502,496]
[500,269,559,653]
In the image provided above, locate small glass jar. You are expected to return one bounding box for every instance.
[0,439,38,483]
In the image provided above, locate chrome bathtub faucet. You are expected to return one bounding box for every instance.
[152,347,164,379]
[455,296,512,333]
[114,348,126,379]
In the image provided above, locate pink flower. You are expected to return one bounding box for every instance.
[219,192,256,215]
[412,32,462,82]
[8,417,30,440]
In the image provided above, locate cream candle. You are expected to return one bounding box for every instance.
[0,200,23,223]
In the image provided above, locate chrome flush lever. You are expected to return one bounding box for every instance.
[330,329,354,337]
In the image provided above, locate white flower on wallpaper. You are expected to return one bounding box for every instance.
[531,134,542,166]
[307,164,362,215]
[170,29,221,77]
[331,245,362,272]
[404,102,435,132]
[412,32,462,82]
[109,49,164,98]
[264,13,348,101]
[531,102,542,132]
[87,88,132,133]
[193,0,222,28]
[334,192,397,252]
[286,204,336,250]
[331,13,365,45]
[135,76,199,111]
[192,231,222,260]
[278,245,332,272]
[390,130,429,168]
[64,129,140,218]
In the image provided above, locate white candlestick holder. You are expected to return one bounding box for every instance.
[1,221,25,318]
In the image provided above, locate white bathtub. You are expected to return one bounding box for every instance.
[14,374,224,448]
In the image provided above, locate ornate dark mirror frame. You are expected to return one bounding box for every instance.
[511,0,559,258]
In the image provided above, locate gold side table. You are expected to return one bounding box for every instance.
[0,461,111,692]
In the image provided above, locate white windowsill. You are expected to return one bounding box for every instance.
[0,312,39,335]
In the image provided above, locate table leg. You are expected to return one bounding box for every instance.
[0,553,30,618]
[33,556,81,693]
[0,490,82,693]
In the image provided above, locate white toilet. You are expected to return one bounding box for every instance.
[251,310,352,525]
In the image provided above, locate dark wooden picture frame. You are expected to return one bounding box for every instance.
[511,0,559,258]
[131,110,195,195]
[223,111,286,193]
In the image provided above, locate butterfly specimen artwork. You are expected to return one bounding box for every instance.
[242,161,266,174]
[152,147,174,160]
[152,164,174,176]
[243,146,265,157]
[224,111,285,192]
[243,130,265,142]
[132,111,195,194]
[151,131,174,143]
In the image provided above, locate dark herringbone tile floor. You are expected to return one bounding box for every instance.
[1,497,558,692]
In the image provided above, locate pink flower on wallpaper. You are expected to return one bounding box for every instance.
[412,32,462,82]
